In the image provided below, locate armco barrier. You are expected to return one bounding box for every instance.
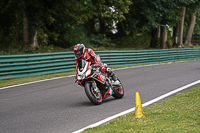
[0,48,200,79]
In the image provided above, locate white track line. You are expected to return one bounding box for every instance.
[0,61,195,91]
[0,62,170,90]
[72,79,200,133]
[0,75,75,90]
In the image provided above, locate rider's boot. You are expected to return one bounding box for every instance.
[109,72,120,85]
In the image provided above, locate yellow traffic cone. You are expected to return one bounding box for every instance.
[134,92,145,118]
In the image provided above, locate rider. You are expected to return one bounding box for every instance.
[74,44,120,87]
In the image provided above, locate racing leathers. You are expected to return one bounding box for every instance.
[75,48,117,85]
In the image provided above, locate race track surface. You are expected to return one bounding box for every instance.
[0,60,199,133]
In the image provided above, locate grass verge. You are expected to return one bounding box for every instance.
[83,84,200,133]
[0,71,76,88]
[1,60,199,132]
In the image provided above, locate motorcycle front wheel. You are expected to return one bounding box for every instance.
[84,82,102,105]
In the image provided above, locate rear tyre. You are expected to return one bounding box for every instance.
[112,79,124,99]
[84,82,102,105]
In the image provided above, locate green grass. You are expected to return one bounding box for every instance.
[1,60,199,132]
[0,71,76,88]
[83,84,200,133]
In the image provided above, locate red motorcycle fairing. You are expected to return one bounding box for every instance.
[103,88,112,99]
[75,60,124,105]
[92,73,106,84]
[98,74,106,83]
[78,73,106,85]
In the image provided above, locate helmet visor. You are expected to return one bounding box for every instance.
[74,48,83,57]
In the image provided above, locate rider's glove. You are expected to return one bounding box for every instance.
[75,79,83,87]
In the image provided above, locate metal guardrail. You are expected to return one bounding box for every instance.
[0,48,200,79]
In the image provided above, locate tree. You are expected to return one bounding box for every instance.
[84,0,132,37]
[150,26,160,48]
[23,0,29,48]
[0,0,132,50]
[177,6,186,48]
[160,26,167,49]
[184,1,200,46]
[0,0,23,49]
[114,0,184,48]
[34,0,132,47]
[184,11,196,46]
[172,0,198,48]
[192,9,200,40]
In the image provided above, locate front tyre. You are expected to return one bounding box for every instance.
[84,82,102,105]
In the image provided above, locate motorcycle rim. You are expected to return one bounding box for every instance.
[116,85,124,94]
[112,80,124,99]
[89,84,102,102]
[84,82,102,105]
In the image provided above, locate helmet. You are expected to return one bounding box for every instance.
[74,44,85,58]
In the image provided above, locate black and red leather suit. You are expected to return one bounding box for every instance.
[74,48,112,78]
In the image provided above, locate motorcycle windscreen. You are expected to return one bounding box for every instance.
[78,60,87,72]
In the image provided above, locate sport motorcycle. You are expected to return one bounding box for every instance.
[75,60,124,105]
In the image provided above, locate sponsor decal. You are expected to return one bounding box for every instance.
[98,74,105,83]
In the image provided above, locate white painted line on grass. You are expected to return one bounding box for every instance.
[0,62,169,90]
[0,60,194,90]
[0,75,75,90]
[72,79,200,133]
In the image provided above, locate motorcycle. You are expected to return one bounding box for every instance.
[75,60,124,105]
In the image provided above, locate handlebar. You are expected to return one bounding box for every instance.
[91,63,101,68]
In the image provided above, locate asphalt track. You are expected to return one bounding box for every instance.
[0,60,199,133]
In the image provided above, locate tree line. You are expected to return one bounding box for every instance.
[0,0,200,53]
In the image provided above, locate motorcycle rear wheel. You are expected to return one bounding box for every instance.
[84,82,102,105]
[112,79,124,99]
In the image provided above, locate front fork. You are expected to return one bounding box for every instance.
[88,79,112,99]
[87,80,100,93]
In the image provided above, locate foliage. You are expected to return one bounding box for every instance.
[0,0,132,50]
[192,9,200,40]
[1,0,200,52]
[89,34,115,47]
[37,28,48,46]
[0,45,69,55]
[166,39,173,48]
[115,0,197,38]
[112,34,151,49]
[56,24,90,47]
